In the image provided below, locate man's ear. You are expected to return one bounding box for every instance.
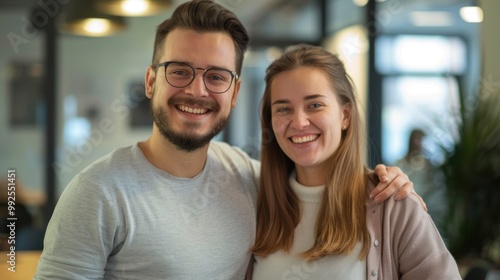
[145,66,156,99]
[231,79,241,108]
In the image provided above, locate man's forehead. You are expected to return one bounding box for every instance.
[161,29,237,69]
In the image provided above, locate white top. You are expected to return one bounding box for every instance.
[35,141,260,280]
[252,173,366,280]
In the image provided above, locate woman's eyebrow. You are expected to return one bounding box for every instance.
[271,94,326,106]
[304,94,326,100]
[271,99,290,106]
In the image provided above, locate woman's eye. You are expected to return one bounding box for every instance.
[276,107,289,113]
[309,103,322,109]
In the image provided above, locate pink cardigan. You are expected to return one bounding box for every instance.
[365,178,461,279]
[247,177,461,279]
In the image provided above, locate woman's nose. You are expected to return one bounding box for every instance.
[290,110,310,130]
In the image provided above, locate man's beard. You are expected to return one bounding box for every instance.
[150,95,229,152]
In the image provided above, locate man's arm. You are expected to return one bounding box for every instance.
[370,164,427,211]
[34,175,115,279]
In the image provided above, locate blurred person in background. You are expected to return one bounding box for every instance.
[396,128,446,232]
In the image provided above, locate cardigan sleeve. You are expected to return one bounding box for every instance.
[381,193,461,280]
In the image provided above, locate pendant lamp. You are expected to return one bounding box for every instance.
[96,0,173,17]
[59,0,127,37]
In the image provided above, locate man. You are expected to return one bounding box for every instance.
[34,1,417,279]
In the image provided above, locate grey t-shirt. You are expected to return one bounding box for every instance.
[34,141,260,279]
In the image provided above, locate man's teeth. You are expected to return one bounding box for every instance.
[291,135,318,144]
[178,105,207,114]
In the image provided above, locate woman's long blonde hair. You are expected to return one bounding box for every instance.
[251,44,370,260]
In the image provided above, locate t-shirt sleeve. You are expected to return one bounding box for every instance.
[249,157,261,189]
[231,145,261,190]
[34,174,119,279]
[211,142,261,191]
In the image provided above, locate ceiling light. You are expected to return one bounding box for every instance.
[410,11,454,27]
[82,19,112,34]
[96,0,173,17]
[122,0,149,15]
[59,0,126,37]
[460,6,483,23]
[353,0,369,7]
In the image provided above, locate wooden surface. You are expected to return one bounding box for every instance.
[0,250,41,280]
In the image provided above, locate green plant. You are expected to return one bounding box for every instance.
[438,77,500,265]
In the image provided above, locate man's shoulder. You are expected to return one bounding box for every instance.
[60,144,142,198]
[208,141,261,187]
[77,144,137,180]
[208,141,239,152]
[209,141,259,165]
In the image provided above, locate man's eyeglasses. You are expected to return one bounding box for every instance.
[155,61,239,94]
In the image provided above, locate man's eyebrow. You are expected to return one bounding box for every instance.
[170,60,230,70]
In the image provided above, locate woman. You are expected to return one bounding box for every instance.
[249,45,460,279]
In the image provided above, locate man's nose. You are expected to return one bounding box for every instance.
[184,73,209,97]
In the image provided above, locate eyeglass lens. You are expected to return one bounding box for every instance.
[165,62,234,93]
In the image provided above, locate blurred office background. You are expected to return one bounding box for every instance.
[0,0,499,277]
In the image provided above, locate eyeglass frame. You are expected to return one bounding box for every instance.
[154,61,239,94]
